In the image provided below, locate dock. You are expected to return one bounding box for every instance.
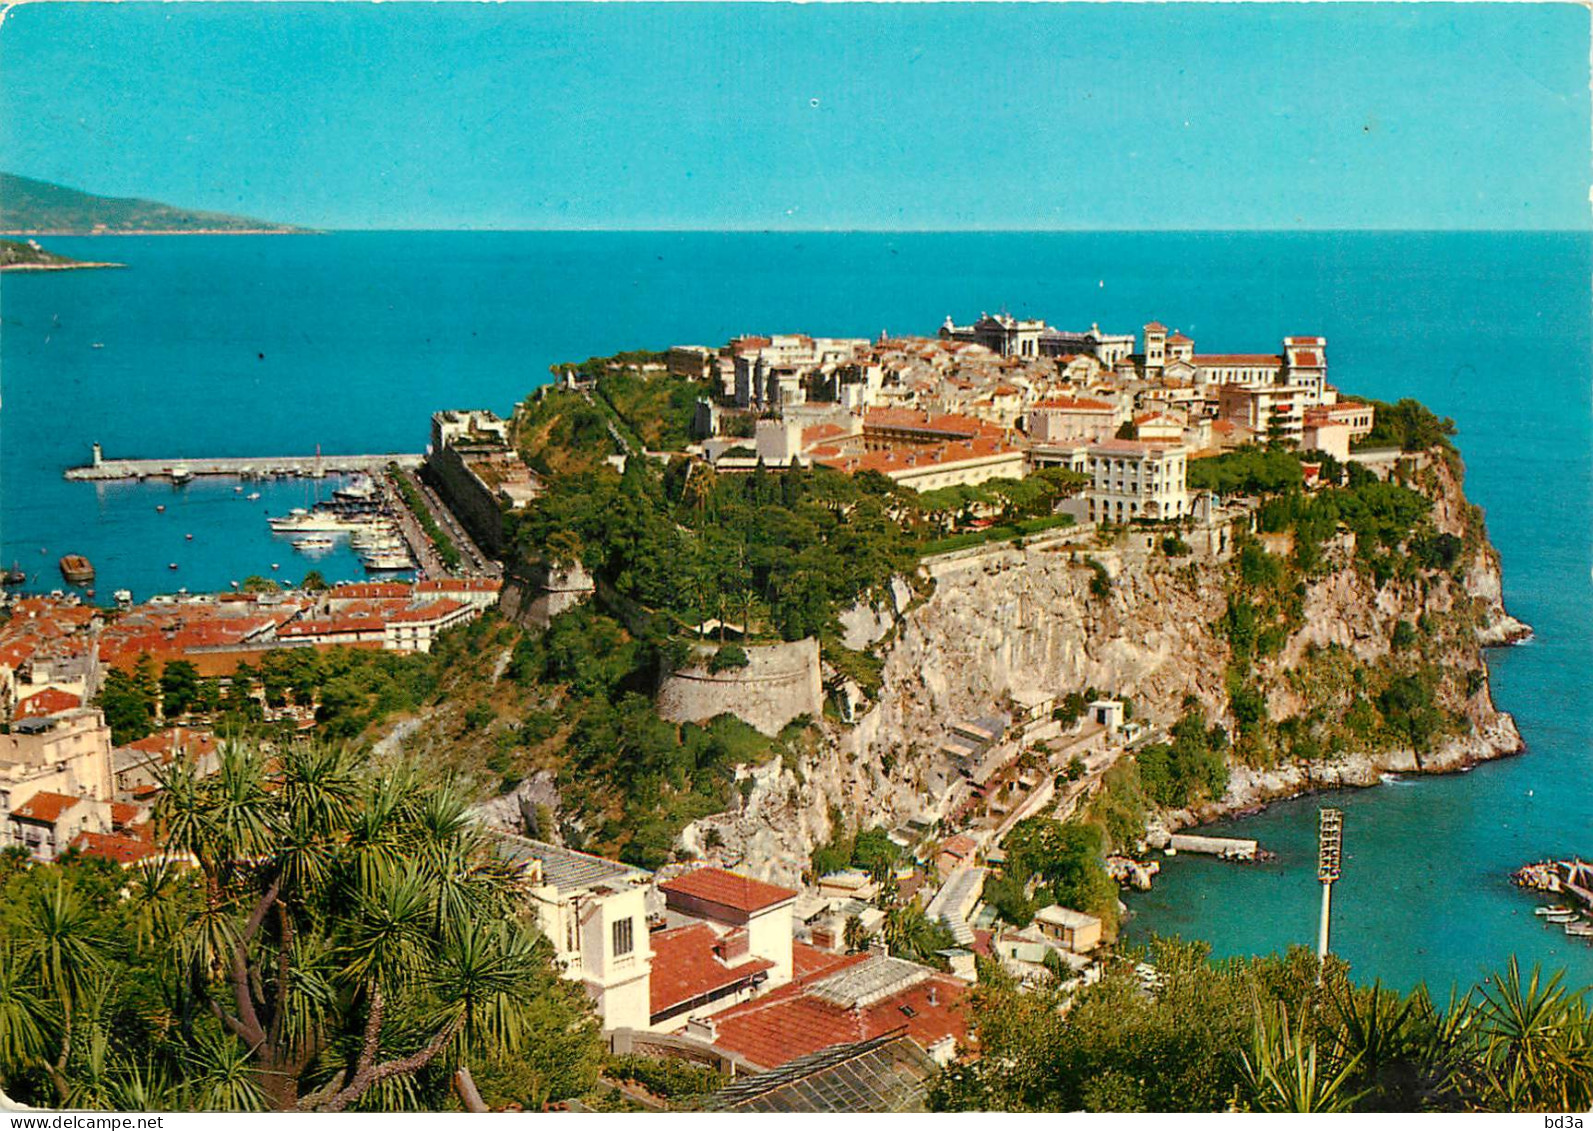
[1168,833,1260,861]
[65,445,424,483]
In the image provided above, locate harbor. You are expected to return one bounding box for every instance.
[64,444,424,482]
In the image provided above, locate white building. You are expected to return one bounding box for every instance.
[1026,398,1121,445]
[1217,383,1321,446]
[1086,440,1190,523]
[1,708,115,861]
[500,837,655,1032]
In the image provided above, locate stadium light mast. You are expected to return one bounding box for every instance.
[1317,807,1344,975]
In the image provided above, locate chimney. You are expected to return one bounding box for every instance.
[715,928,751,964]
[928,984,939,1007]
[810,920,838,953]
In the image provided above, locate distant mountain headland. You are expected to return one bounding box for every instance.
[0,172,310,235]
[0,237,125,272]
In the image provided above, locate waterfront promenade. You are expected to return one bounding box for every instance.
[65,449,424,482]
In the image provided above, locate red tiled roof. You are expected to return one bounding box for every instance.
[648,923,775,1015]
[12,790,80,824]
[708,962,970,1070]
[416,578,501,593]
[940,834,978,857]
[330,583,412,599]
[1166,332,1192,344]
[1292,350,1322,366]
[14,687,82,718]
[801,423,853,446]
[121,728,218,761]
[791,941,857,981]
[660,867,798,915]
[71,831,158,865]
[1143,321,1168,333]
[109,802,144,829]
[1192,354,1283,366]
[386,599,467,624]
[813,436,1022,478]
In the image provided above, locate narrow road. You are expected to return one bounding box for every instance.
[402,469,500,578]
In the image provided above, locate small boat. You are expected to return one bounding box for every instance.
[1544,911,1577,924]
[168,562,179,571]
[1536,906,1572,917]
[293,535,336,552]
[59,555,95,586]
[155,505,166,513]
[91,343,104,350]
[185,533,194,541]
[247,492,261,501]
[1565,922,1593,938]
[270,563,280,571]
[363,551,414,572]
[230,580,240,589]
[113,589,132,605]
[1,562,25,586]
[170,466,193,485]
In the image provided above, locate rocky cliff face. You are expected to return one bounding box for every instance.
[697,456,1527,883]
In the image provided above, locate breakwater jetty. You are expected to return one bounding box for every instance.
[65,444,423,482]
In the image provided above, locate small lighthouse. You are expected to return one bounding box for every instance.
[91,442,103,467]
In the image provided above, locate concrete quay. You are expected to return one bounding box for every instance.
[65,448,424,482]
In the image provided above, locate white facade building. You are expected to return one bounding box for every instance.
[1086,440,1190,523]
[501,838,655,1032]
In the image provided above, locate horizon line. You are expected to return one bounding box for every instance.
[33,225,1593,236]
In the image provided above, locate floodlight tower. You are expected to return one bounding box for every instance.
[1317,807,1344,970]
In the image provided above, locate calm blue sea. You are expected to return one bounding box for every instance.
[2,230,1589,990]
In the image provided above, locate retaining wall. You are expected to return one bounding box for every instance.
[656,638,822,737]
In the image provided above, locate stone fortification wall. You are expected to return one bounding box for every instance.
[656,638,822,737]
[498,560,595,630]
[424,446,506,557]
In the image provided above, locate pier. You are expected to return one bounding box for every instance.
[65,444,424,482]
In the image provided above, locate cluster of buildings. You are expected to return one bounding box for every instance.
[0,579,501,722]
[0,693,219,866]
[674,313,1375,525]
[498,843,972,1074]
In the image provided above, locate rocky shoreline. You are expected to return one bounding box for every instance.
[1160,696,1527,837]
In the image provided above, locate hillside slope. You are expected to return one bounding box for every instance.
[0,172,308,234]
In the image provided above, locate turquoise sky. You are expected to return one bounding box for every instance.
[1,2,1588,230]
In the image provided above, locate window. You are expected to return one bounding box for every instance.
[612,917,634,957]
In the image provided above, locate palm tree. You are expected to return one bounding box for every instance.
[18,874,103,1102]
[0,941,49,1092]
[1469,958,1593,1112]
[1236,999,1364,1113]
[152,739,558,1111]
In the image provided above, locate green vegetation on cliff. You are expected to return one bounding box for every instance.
[0,171,307,234]
[1199,428,1484,767]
